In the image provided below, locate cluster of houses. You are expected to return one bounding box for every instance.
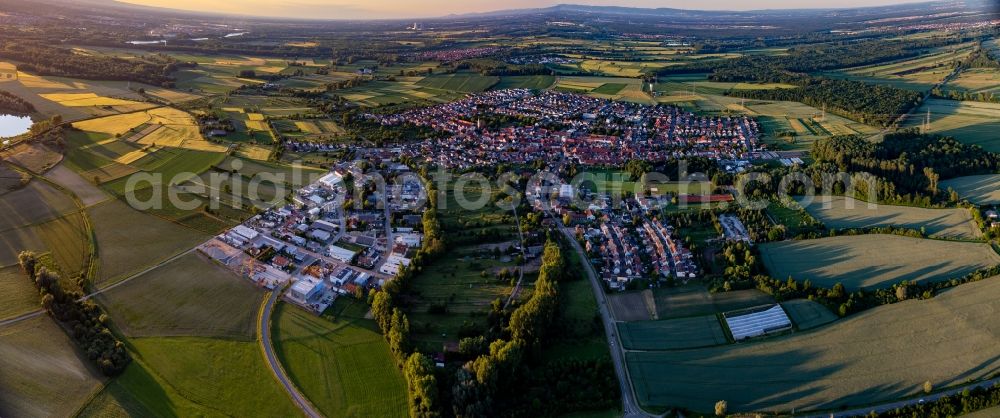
[410,47,504,62]
[367,89,760,170]
[565,195,699,291]
[199,164,424,313]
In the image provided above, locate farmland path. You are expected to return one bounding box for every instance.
[503,204,528,309]
[0,246,200,329]
[258,290,324,418]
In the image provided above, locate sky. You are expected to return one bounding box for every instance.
[116,0,927,20]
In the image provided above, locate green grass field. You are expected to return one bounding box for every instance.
[653,286,774,319]
[415,73,500,92]
[617,315,728,350]
[798,196,982,239]
[627,275,1000,413]
[941,174,1000,205]
[902,99,1000,152]
[759,235,1000,290]
[105,337,299,417]
[781,299,838,330]
[0,316,104,418]
[272,301,408,418]
[87,199,209,286]
[492,75,556,90]
[98,252,263,339]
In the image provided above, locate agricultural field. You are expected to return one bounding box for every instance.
[415,72,500,92]
[759,235,1000,290]
[941,67,1000,98]
[97,252,263,339]
[99,337,299,417]
[798,196,982,239]
[902,99,1000,152]
[653,286,774,319]
[86,199,210,287]
[617,315,729,350]
[335,78,465,106]
[492,75,555,90]
[940,174,1000,205]
[553,76,654,104]
[43,164,110,207]
[0,180,81,266]
[0,161,29,196]
[0,316,104,418]
[828,44,975,91]
[627,276,1000,413]
[745,100,879,150]
[0,265,38,320]
[781,299,838,330]
[71,107,227,153]
[1,140,64,174]
[272,301,409,418]
[0,68,166,121]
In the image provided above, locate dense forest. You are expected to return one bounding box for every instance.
[733,79,922,127]
[0,90,36,115]
[811,130,1000,196]
[0,41,193,87]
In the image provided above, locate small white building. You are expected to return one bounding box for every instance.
[328,245,358,263]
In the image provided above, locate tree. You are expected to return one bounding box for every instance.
[924,380,933,394]
[404,353,441,418]
[715,400,728,416]
[371,290,393,334]
[17,250,37,276]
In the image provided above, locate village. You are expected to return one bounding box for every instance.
[366,89,762,170]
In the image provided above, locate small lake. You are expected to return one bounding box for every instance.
[0,114,32,138]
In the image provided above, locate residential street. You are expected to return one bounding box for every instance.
[558,223,656,418]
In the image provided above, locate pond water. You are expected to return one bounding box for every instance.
[0,114,32,138]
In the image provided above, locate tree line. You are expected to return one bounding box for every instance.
[17,251,131,376]
[0,41,194,87]
[0,90,35,115]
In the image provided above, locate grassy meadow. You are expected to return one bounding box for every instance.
[627,276,1000,413]
[759,235,1000,290]
[798,196,982,239]
[272,301,409,418]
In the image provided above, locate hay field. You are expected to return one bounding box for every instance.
[798,196,981,239]
[617,315,728,350]
[273,302,409,418]
[87,199,210,286]
[940,174,1000,204]
[759,235,1000,290]
[98,252,263,339]
[0,265,38,320]
[0,316,104,418]
[627,276,1000,413]
[902,99,1000,152]
[72,107,227,152]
